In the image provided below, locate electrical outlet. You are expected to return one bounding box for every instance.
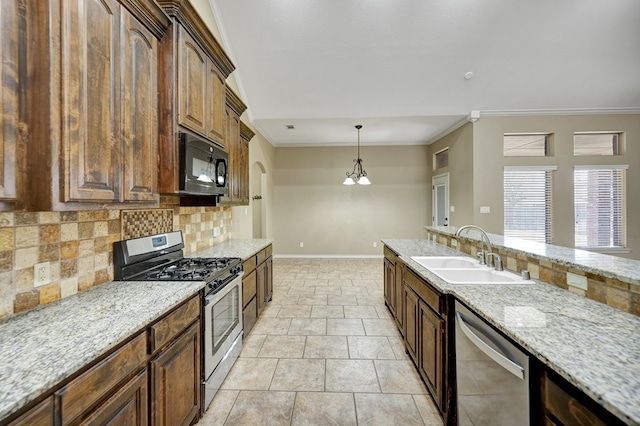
[373,242,377,248]
[34,262,51,287]
[299,242,304,248]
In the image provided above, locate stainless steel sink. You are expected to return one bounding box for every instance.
[410,256,534,285]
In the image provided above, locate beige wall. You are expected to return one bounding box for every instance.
[447,114,640,260]
[427,123,474,226]
[273,145,430,256]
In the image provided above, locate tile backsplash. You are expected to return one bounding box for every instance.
[0,197,232,320]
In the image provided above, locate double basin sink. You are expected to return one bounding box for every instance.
[410,256,535,285]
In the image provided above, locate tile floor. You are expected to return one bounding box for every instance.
[197,258,443,426]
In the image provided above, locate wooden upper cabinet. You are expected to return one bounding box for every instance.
[121,10,159,202]
[206,64,226,144]
[61,0,121,203]
[27,0,168,210]
[220,87,249,206]
[178,26,208,136]
[0,0,26,210]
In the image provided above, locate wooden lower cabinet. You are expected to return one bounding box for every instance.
[242,245,273,335]
[383,258,396,317]
[403,283,419,363]
[150,322,201,426]
[419,300,444,407]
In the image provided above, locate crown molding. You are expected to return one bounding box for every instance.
[478,107,640,117]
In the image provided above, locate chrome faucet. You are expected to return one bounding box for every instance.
[454,225,498,268]
[486,253,503,271]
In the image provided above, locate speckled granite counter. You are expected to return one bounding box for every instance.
[0,280,204,420]
[425,225,640,286]
[189,238,273,260]
[382,239,640,425]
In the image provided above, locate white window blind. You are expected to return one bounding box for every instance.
[503,166,555,243]
[574,166,627,248]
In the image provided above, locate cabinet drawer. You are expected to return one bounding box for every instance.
[57,333,147,425]
[265,244,273,258]
[384,246,397,262]
[149,295,200,353]
[256,248,267,265]
[404,268,441,314]
[243,256,257,275]
[243,269,257,309]
[7,397,54,426]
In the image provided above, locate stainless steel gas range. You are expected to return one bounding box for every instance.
[113,231,243,411]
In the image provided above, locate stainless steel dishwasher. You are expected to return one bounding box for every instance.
[455,301,529,425]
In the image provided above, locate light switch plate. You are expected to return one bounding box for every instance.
[480,206,491,214]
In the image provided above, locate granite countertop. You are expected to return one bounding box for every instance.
[0,280,204,420]
[425,225,640,286]
[382,238,640,426]
[189,238,273,260]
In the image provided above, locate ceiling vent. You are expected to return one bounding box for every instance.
[285,124,295,130]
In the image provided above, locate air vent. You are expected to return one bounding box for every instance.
[285,125,295,130]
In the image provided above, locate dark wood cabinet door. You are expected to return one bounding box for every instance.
[403,284,418,363]
[61,0,121,202]
[150,322,201,426]
[383,258,396,317]
[419,300,444,409]
[177,26,207,136]
[121,9,158,202]
[0,0,23,205]
[238,137,249,204]
[394,260,403,333]
[80,369,148,426]
[265,256,273,303]
[256,261,266,315]
[206,64,225,144]
[229,110,240,203]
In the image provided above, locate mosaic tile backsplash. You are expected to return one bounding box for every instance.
[0,199,232,319]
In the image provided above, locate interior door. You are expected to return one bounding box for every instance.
[432,173,449,227]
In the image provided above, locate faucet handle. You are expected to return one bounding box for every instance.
[486,253,503,271]
[476,250,486,264]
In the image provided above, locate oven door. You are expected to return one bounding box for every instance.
[203,273,243,380]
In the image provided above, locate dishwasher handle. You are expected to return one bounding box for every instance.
[456,311,525,380]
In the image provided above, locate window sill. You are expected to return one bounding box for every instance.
[576,247,632,255]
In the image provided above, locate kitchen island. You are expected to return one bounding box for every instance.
[383,238,640,425]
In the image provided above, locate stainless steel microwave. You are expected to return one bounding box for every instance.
[178,131,228,196]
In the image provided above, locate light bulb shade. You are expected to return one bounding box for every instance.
[343,177,356,185]
[358,175,371,185]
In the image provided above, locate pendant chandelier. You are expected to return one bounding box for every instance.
[343,125,371,185]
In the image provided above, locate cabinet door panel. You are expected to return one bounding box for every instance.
[0,0,21,202]
[7,397,53,426]
[150,322,201,426]
[121,10,158,202]
[206,64,225,143]
[178,26,207,135]
[419,301,443,408]
[62,0,120,202]
[403,284,418,363]
[394,260,404,333]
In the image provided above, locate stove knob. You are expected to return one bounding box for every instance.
[232,266,242,274]
[209,278,222,289]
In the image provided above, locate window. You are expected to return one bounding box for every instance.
[503,166,555,243]
[574,132,621,156]
[434,148,449,170]
[574,166,627,249]
[504,134,551,157]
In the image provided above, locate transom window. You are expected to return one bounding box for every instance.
[504,134,551,157]
[434,148,449,170]
[574,132,622,156]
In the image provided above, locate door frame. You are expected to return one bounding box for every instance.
[432,173,450,227]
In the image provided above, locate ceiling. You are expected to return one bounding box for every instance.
[206,0,640,147]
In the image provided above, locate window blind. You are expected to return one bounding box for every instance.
[503,167,554,243]
[574,166,627,248]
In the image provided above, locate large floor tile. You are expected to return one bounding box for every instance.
[413,394,444,425]
[354,393,425,426]
[276,305,312,318]
[325,359,380,393]
[287,318,327,335]
[344,305,380,319]
[199,390,238,425]
[270,358,325,391]
[347,336,396,360]
[310,305,345,318]
[291,392,357,426]
[251,318,293,335]
[239,334,266,357]
[304,335,349,359]
[328,294,358,305]
[258,335,307,358]
[297,295,328,305]
[220,358,278,390]
[374,359,428,394]
[327,318,365,336]
[224,390,295,426]
[362,318,400,336]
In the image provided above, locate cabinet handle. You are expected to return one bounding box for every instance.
[456,312,525,380]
